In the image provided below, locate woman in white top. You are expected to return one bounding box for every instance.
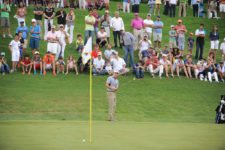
[65,8,75,44]
[138,35,151,60]
[97,27,108,48]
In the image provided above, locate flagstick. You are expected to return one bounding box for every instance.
[89,55,93,143]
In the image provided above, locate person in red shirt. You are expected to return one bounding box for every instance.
[91,44,102,59]
[42,51,56,76]
[21,54,33,75]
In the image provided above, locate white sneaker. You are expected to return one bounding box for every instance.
[2,72,5,76]
[3,34,6,38]
[204,78,208,82]
[10,69,14,73]
[8,34,13,38]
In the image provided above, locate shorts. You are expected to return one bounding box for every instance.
[47,43,58,54]
[210,40,219,50]
[45,64,52,69]
[0,17,10,28]
[153,33,162,42]
[12,51,20,62]
[23,39,28,49]
[30,37,40,49]
[169,41,177,49]
[220,4,225,12]
[35,63,40,69]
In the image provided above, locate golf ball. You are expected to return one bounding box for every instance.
[82,139,86,142]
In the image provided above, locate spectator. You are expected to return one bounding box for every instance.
[9,34,21,73]
[56,56,65,74]
[92,44,102,59]
[105,61,113,75]
[100,10,112,43]
[209,25,220,55]
[95,0,104,10]
[15,2,27,26]
[148,0,155,15]
[220,38,225,61]
[65,8,75,44]
[153,16,164,49]
[110,51,130,75]
[104,0,110,10]
[185,56,196,79]
[55,7,67,26]
[104,44,117,62]
[93,52,107,75]
[0,52,10,75]
[145,53,163,78]
[65,55,79,75]
[33,51,42,75]
[163,0,170,16]
[0,0,12,38]
[155,0,162,15]
[97,27,108,48]
[79,0,86,9]
[56,24,69,59]
[29,19,41,54]
[174,19,187,55]
[206,58,219,82]
[169,25,177,49]
[84,9,96,44]
[120,29,135,67]
[195,24,206,60]
[18,32,25,63]
[196,59,207,81]
[21,54,33,75]
[191,0,199,17]
[169,0,177,17]
[16,21,29,53]
[131,13,144,50]
[76,34,84,53]
[141,46,154,63]
[43,2,55,40]
[216,61,225,82]
[138,35,151,60]
[187,32,195,55]
[173,56,189,78]
[220,0,225,19]
[179,0,187,17]
[133,60,145,79]
[131,0,141,13]
[110,11,124,48]
[208,0,218,18]
[159,54,174,78]
[46,25,58,56]
[123,0,130,13]
[93,8,100,41]
[42,52,56,76]
[143,14,154,42]
[33,3,44,37]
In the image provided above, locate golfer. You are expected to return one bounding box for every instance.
[105,71,119,121]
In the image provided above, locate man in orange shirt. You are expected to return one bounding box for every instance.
[91,44,102,59]
[42,51,56,76]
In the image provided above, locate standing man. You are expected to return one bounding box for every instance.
[110,11,125,48]
[153,16,164,49]
[33,3,43,38]
[131,13,144,50]
[105,71,119,121]
[169,0,177,17]
[131,0,141,13]
[220,0,225,19]
[84,9,96,44]
[143,14,154,42]
[191,0,199,17]
[100,10,112,44]
[195,23,206,60]
[43,2,55,40]
[179,0,187,17]
[0,0,12,38]
[55,7,67,26]
[29,19,41,54]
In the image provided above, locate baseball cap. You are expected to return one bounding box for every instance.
[97,52,102,56]
[20,21,24,23]
[105,10,109,13]
[170,25,174,28]
[51,25,56,29]
[34,51,39,55]
[190,32,194,36]
[0,52,5,56]
[59,24,64,28]
[114,70,119,73]
[162,54,168,57]
[147,13,151,16]
[31,19,36,22]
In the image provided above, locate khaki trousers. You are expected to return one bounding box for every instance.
[107,92,116,121]
[133,29,143,50]
[179,3,186,17]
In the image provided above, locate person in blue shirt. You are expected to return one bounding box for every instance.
[153,16,164,49]
[29,19,41,54]
[16,21,29,52]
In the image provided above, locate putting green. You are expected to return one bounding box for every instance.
[0,121,224,150]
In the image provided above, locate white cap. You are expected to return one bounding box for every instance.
[31,19,36,22]
[34,51,39,55]
[162,54,168,57]
[170,25,174,28]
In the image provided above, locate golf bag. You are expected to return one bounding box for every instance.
[215,98,225,124]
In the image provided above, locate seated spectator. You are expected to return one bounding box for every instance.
[104,44,117,62]
[65,55,79,75]
[0,52,10,75]
[92,44,102,59]
[77,51,91,73]
[76,34,84,53]
[145,53,163,78]
[110,51,129,75]
[141,47,154,63]
[206,58,219,83]
[56,56,65,74]
[97,27,108,48]
[185,56,196,79]
[133,60,145,79]
[138,35,151,60]
[196,59,207,81]
[21,54,33,75]
[93,52,107,75]
[208,0,218,19]
[105,61,113,75]
[159,54,174,78]
[33,51,42,75]
[220,38,225,61]
[173,56,189,78]
[42,51,56,76]
[216,61,225,82]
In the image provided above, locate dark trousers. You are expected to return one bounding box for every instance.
[192,4,199,17]
[163,1,170,15]
[195,41,204,60]
[1,64,10,73]
[96,38,107,48]
[134,68,144,79]
[132,4,139,13]
[113,31,121,48]
[169,4,176,17]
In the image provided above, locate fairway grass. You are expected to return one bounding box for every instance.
[0,121,224,150]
